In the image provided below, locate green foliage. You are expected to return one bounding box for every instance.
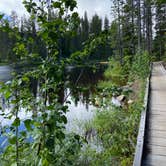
[90,14,102,36]
[105,60,125,85]
[101,57,130,86]
[131,51,150,80]
[98,80,117,90]
[153,0,166,60]
[0,0,153,165]
[0,14,4,21]
[0,0,83,165]
[79,50,150,165]
[78,103,142,165]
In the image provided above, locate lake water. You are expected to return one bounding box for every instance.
[0,64,106,149]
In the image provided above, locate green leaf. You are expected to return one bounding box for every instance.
[56,131,65,140]
[74,134,80,141]
[11,99,18,104]
[11,163,17,166]
[24,119,32,131]
[47,105,54,110]
[20,131,27,137]
[18,79,22,85]
[72,12,78,19]
[70,1,77,11]
[12,117,20,127]
[0,14,4,20]
[61,115,67,124]
[32,2,37,7]
[5,90,11,100]
[9,136,17,144]
[22,76,30,82]
[42,159,49,166]
[52,2,61,8]
[61,105,68,112]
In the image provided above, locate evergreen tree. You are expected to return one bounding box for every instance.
[121,0,137,56]
[104,16,109,31]
[112,0,124,62]
[81,11,89,42]
[0,13,19,62]
[153,0,166,59]
[90,14,102,35]
[145,0,153,54]
[110,0,156,59]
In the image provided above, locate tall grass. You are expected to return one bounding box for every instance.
[78,52,150,165]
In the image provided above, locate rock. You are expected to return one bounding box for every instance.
[94,97,100,107]
[122,85,130,89]
[122,85,133,94]
[111,96,121,107]
[128,99,134,104]
[95,101,100,107]
[89,101,92,105]
[117,95,125,102]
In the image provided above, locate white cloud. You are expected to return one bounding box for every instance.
[76,0,113,21]
[0,0,113,21]
[0,0,27,17]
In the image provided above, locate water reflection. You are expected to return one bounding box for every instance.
[65,88,95,134]
[0,65,12,82]
[66,64,106,108]
[0,64,106,132]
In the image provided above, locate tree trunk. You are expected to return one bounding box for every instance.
[137,0,141,52]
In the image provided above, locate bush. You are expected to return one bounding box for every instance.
[104,58,127,86]
[78,52,150,165]
[131,51,150,80]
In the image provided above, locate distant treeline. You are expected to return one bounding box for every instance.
[0,0,165,64]
[0,11,111,63]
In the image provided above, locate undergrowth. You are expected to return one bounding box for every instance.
[78,51,150,165]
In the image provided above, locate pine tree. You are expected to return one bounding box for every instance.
[90,14,102,35]
[111,0,124,62]
[81,11,89,42]
[145,0,153,54]
[137,0,141,51]
[153,0,166,59]
[121,0,137,56]
[104,16,109,31]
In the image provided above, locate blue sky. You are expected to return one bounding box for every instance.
[0,0,112,20]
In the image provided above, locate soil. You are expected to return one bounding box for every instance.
[130,79,142,101]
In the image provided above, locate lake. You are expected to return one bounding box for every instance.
[0,64,107,150]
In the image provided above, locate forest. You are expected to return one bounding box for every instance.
[0,0,165,165]
[0,10,111,63]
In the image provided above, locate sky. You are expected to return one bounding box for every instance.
[76,0,112,20]
[0,0,113,21]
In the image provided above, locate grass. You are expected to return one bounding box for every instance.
[77,53,150,165]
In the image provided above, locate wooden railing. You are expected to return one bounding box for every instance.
[133,64,152,166]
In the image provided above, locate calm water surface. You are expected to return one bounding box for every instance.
[0,64,106,149]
